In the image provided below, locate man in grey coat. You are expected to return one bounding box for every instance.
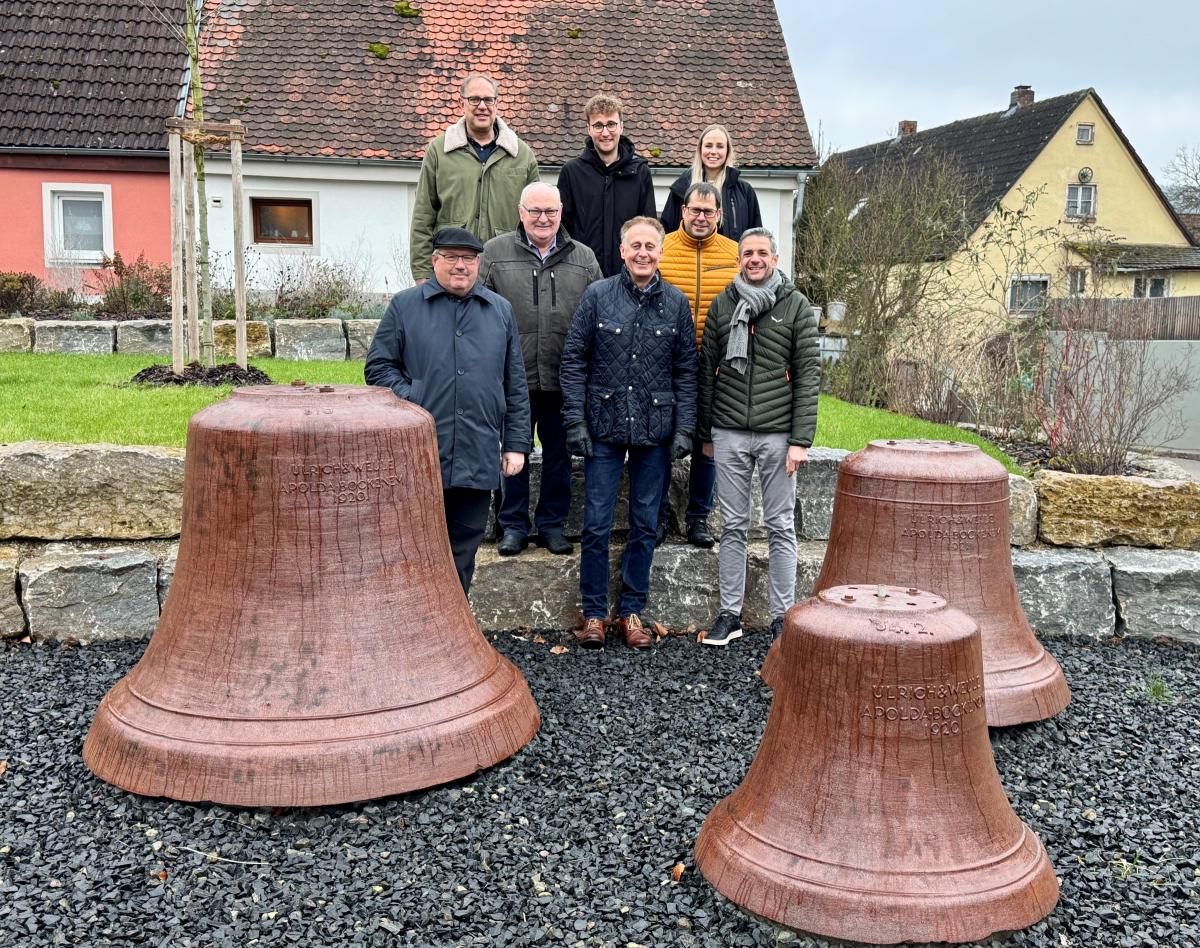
[481,182,603,556]
[365,227,531,594]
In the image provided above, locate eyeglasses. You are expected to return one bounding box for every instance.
[589,120,621,132]
[684,206,718,219]
[464,96,497,107]
[435,252,480,265]
[521,206,562,219]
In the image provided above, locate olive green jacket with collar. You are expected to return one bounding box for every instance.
[697,274,821,446]
[409,116,540,281]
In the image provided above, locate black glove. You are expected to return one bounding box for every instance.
[565,422,593,459]
[671,429,693,461]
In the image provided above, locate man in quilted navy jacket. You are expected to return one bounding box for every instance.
[559,217,697,649]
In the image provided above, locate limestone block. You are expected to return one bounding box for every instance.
[1011,547,1115,638]
[33,320,114,355]
[0,549,26,638]
[1008,474,1038,547]
[1129,455,1192,481]
[0,318,34,352]
[470,545,578,630]
[274,319,347,361]
[345,319,381,360]
[1037,469,1200,549]
[1107,546,1200,645]
[116,319,173,355]
[212,320,272,359]
[158,543,179,609]
[0,441,184,539]
[19,547,159,642]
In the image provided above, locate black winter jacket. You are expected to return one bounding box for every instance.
[364,279,532,490]
[560,270,698,446]
[558,137,656,278]
[480,226,603,392]
[660,166,763,242]
[697,275,820,446]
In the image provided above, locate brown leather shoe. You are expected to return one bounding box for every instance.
[575,617,606,649]
[619,613,653,649]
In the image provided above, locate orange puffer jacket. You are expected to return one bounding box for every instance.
[659,226,739,347]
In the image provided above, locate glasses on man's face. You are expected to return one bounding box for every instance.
[436,252,479,266]
[464,96,497,108]
[684,206,718,219]
[521,206,562,220]
[589,120,621,132]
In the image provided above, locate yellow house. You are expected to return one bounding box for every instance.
[834,85,1200,320]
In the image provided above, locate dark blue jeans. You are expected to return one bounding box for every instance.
[580,440,670,619]
[498,390,571,538]
[658,438,716,524]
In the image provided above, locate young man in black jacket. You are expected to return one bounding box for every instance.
[558,94,656,278]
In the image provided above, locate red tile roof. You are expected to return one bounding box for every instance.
[197,0,815,169]
[0,0,188,152]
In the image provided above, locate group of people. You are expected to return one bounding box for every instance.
[365,75,820,650]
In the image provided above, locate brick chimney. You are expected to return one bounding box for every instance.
[898,119,918,138]
[1010,85,1035,109]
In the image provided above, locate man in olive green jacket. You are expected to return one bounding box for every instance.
[697,227,820,647]
[410,75,540,282]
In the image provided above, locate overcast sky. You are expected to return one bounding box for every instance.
[776,0,1199,179]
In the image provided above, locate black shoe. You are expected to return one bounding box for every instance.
[496,529,528,556]
[686,518,716,549]
[770,615,785,638]
[655,516,669,548]
[535,532,573,555]
[703,611,743,647]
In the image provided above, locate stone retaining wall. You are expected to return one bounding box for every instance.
[1,441,1196,645]
[0,318,380,360]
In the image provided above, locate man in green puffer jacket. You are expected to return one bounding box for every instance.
[410,74,541,282]
[697,227,821,647]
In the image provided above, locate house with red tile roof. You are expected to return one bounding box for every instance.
[194,0,817,293]
[0,1,188,287]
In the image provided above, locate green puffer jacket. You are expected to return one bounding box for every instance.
[410,117,540,281]
[697,275,821,446]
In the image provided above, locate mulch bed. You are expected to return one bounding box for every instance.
[2,631,1196,946]
[991,437,1151,477]
[131,363,272,387]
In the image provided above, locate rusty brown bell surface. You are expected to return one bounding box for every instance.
[696,586,1059,944]
[765,439,1069,726]
[83,384,540,806]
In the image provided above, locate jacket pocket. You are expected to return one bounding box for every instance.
[585,386,621,442]
[648,390,677,444]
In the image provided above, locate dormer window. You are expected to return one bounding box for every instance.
[1076,124,1094,145]
[1066,184,1096,218]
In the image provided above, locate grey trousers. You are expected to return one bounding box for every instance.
[712,428,798,620]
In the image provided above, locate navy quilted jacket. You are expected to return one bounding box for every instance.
[559,269,697,446]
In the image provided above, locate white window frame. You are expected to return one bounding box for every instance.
[42,182,114,266]
[1068,267,1088,296]
[1133,273,1170,299]
[1008,274,1050,315]
[1076,123,1094,145]
[1066,183,1097,219]
[245,189,320,254]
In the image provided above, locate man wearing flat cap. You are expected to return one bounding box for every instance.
[366,227,531,594]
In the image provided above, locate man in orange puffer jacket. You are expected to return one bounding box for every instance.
[656,181,739,548]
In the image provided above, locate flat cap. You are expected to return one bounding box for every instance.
[432,227,485,253]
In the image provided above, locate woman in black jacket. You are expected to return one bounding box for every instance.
[660,124,763,241]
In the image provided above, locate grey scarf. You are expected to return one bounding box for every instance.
[725,270,782,375]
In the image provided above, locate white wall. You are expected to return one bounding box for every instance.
[202,159,798,294]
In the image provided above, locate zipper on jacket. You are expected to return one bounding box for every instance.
[532,269,539,305]
[550,270,557,307]
[746,323,756,421]
[694,247,702,318]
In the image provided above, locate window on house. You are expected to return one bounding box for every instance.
[42,183,114,264]
[1066,184,1096,218]
[251,197,314,245]
[1076,124,1094,144]
[1009,276,1050,314]
[1133,275,1168,298]
[1068,267,1087,295]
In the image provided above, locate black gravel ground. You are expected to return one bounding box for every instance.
[2,632,1197,947]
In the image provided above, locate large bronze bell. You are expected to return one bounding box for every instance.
[767,439,1069,726]
[697,585,1059,944]
[84,385,540,806]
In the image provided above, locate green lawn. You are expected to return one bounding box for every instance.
[0,353,1020,472]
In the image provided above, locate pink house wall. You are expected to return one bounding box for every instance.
[0,166,171,283]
